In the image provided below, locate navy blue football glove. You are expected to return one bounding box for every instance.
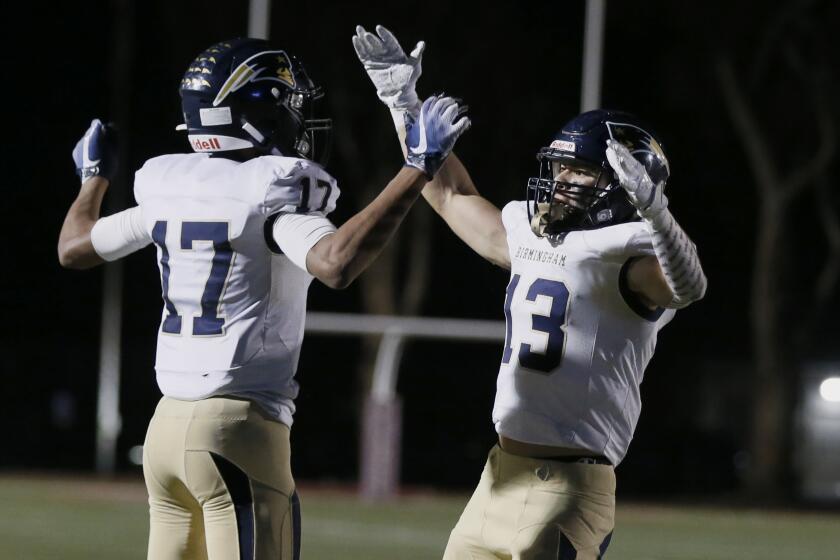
[404,95,470,178]
[72,118,118,183]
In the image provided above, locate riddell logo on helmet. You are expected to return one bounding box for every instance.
[550,140,576,152]
[192,137,222,151]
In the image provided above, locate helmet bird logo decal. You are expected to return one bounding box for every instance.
[213,51,296,107]
[647,137,670,174]
[275,56,294,85]
[606,122,642,151]
[606,121,670,174]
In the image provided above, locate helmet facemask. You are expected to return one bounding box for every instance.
[527,151,614,239]
[235,64,333,165]
[525,110,670,240]
[291,88,332,165]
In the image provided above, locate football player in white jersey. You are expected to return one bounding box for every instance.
[353,26,707,559]
[58,38,469,560]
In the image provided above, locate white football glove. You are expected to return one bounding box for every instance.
[605,139,668,219]
[352,24,424,112]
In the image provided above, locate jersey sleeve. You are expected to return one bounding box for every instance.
[132,154,179,205]
[658,308,677,328]
[501,201,528,257]
[90,206,152,261]
[501,200,528,234]
[263,158,341,217]
[580,221,656,261]
[621,224,657,258]
[271,213,337,272]
[132,160,151,204]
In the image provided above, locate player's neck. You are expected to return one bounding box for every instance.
[209,148,260,163]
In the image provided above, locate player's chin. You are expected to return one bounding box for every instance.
[552,196,586,211]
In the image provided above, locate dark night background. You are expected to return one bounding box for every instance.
[3,0,839,503]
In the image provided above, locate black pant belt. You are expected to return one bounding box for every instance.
[545,455,612,466]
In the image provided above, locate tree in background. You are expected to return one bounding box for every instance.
[716,0,838,496]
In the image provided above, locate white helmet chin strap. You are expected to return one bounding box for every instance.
[242,120,282,156]
[241,120,265,144]
[242,119,290,157]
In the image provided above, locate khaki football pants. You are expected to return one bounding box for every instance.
[443,445,615,560]
[143,396,300,560]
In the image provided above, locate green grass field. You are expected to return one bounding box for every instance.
[1,475,839,559]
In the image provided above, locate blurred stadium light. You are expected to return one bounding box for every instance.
[795,364,840,502]
[819,377,840,402]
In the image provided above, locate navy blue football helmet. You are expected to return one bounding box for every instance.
[178,38,332,164]
[526,109,669,238]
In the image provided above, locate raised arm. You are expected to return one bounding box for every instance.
[305,166,428,288]
[606,140,707,309]
[423,154,509,268]
[274,95,471,289]
[58,176,110,269]
[58,119,131,269]
[352,25,510,269]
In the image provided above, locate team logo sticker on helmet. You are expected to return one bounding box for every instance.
[213,51,296,107]
[605,121,670,176]
[199,107,233,127]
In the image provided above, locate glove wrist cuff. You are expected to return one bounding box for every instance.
[640,203,669,223]
[384,94,420,112]
[405,151,446,179]
[78,166,105,184]
[403,159,432,180]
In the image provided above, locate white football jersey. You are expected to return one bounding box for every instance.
[133,153,340,426]
[493,201,675,466]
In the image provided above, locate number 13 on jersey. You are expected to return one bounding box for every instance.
[502,274,571,374]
